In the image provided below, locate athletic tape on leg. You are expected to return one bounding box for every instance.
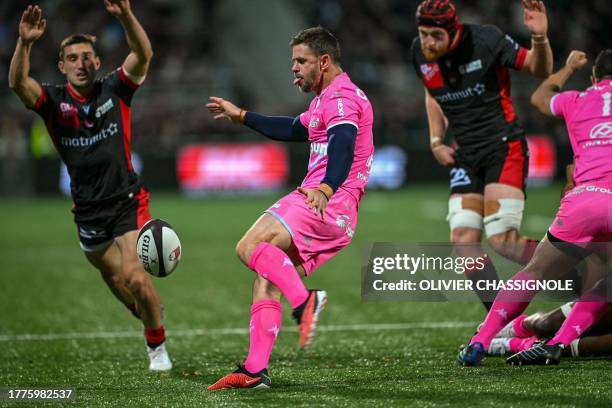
[447,197,483,230]
[484,198,524,237]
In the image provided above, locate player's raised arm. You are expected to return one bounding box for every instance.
[531,50,588,116]
[424,88,454,167]
[206,96,309,142]
[104,0,153,78]
[8,5,46,108]
[520,0,553,78]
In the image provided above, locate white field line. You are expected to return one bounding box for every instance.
[0,321,476,342]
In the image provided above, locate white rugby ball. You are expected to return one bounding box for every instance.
[136,219,182,277]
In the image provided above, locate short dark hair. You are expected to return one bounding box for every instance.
[59,33,97,60]
[290,26,341,63]
[593,49,612,80]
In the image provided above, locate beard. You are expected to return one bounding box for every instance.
[422,47,447,62]
[299,80,312,93]
[297,67,323,93]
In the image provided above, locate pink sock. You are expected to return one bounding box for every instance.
[509,336,538,353]
[512,314,534,338]
[470,270,539,350]
[249,243,309,309]
[547,301,607,347]
[244,300,282,373]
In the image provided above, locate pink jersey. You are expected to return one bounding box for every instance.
[299,72,374,201]
[551,79,612,185]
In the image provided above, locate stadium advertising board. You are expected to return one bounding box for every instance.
[176,143,289,195]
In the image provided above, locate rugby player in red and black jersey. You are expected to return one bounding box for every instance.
[411,0,553,310]
[8,1,171,371]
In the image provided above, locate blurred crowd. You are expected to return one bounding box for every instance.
[0,0,610,171]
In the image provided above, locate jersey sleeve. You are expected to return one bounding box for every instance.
[299,110,311,128]
[483,25,527,70]
[27,84,59,119]
[321,88,360,131]
[102,67,142,105]
[550,91,579,119]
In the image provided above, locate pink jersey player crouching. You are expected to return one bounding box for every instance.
[205,26,374,389]
[459,49,612,367]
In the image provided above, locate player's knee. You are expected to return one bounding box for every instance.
[236,231,277,266]
[236,237,259,266]
[450,227,481,244]
[487,232,514,256]
[483,198,524,239]
[127,273,151,299]
[235,238,250,264]
[447,196,483,242]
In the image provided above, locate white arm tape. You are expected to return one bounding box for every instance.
[123,67,146,85]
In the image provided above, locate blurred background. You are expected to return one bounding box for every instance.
[0,0,610,197]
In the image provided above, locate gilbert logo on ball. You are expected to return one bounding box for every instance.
[137,219,182,277]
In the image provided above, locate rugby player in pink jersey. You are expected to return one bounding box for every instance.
[458,49,612,366]
[205,27,374,389]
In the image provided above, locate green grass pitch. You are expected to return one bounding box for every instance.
[1,185,610,407]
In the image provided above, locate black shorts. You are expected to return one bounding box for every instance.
[72,186,151,252]
[449,139,529,195]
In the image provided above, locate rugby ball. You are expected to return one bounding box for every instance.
[136,219,182,277]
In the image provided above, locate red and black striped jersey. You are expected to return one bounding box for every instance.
[411,24,528,150]
[29,67,142,204]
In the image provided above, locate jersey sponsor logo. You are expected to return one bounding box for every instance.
[589,122,612,139]
[582,122,612,148]
[82,104,91,115]
[420,63,444,89]
[309,117,320,128]
[95,98,114,118]
[60,122,118,148]
[585,185,612,195]
[337,98,345,117]
[449,168,472,188]
[59,102,79,128]
[60,102,78,118]
[308,142,328,169]
[504,35,520,51]
[458,59,483,74]
[434,83,486,103]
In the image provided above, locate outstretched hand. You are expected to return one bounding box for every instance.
[522,0,548,36]
[297,187,328,220]
[206,96,244,124]
[104,0,131,17]
[19,5,46,44]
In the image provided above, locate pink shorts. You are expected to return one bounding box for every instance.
[549,183,612,245]
[265,188,359,275]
